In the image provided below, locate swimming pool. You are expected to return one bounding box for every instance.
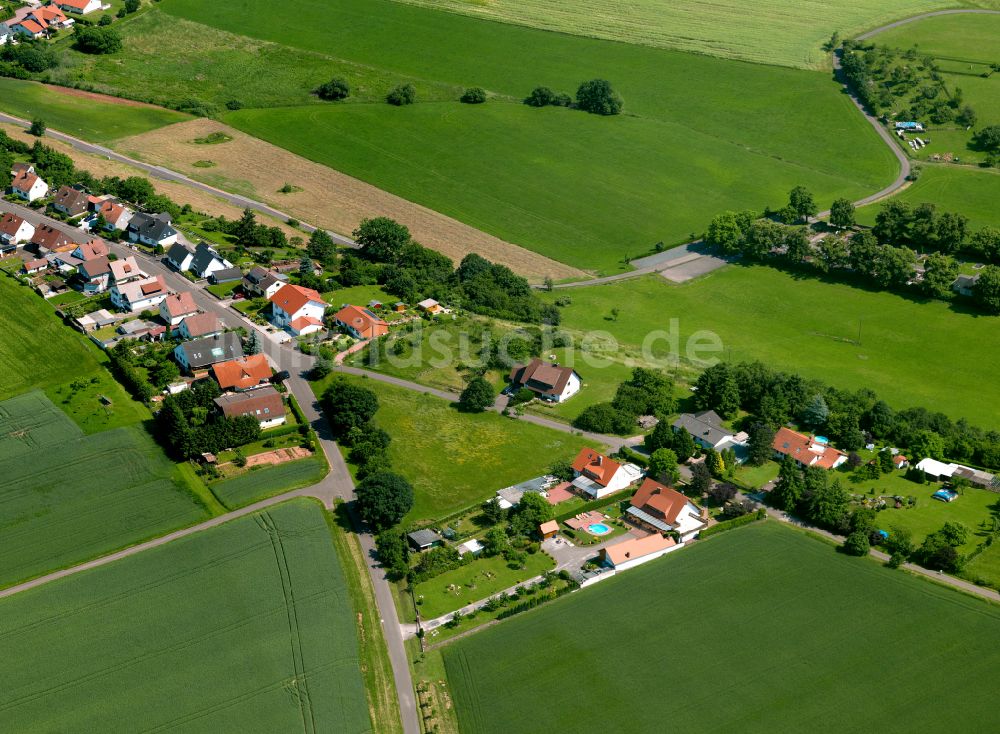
[587,523,612,536]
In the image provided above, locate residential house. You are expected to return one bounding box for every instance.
[495,475,557,510]
[334,304,389,340]
[209,267,242,284]
[77,256,113,294]
[213,386,285,429]
[242,266,287,299]
[72,240,109,261]
[127,212,178,248]
[177,313,223,340]
[165,242,195,272]
[190,242,233,279]
[673,410,733,450]
[53,0,103,15]
[50,185,90,218]
[10,169,48,202]
[117,319,165,342]
[625,479,706,542]
[50,250,83,274]
[407,529,444,551]
[23,258,48,275]
[570,448,643,499]
[772,427,848,470]
[6,6,72,38]
[269,283,328,336]
[893,454,909,469]
[174,332,244,373]
[599,533,679,571]
[30,224,71,253]
[211,354,272,391]
[0,213,34,251]
[110,275,169,312]
[91,199,133,232]
[952,274,979,298]
[508,359,581,403]
[158,291,199,327]
[417,298,443,314]
[109,256,146,284]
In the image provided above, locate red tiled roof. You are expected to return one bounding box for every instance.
[571,448,621,487]
[509,358,576,397]
[11,170,40,192]
[334,304,388,339]
[31,225,70,250]
[603,533,676,566]
[16,19,44,33]
[211,354,272,390]
[180,312,220,338]
[269,283,327,316]
[57,0,91,9]
[0,213,27,236]
[161,291,198,318]
[76,241,108,260]
[772,427,846,470]
[23,258,47,271]
[631,479,689,524]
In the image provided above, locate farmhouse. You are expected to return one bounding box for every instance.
[51,185,90,217]
[212,354,272,391]
[127,212,178,248]
[10,169,48,202]
[772,427,847,470]
[599,533,679,571]
[174,332,244,373]
[30,224,70,253]
[53,0,103,15]
[508,359,581,403]
[190,242,233,279]
[158,291,199,327]
[242,266,288,299]
[0,213,34,249]
[177,312,223,340]
[213,386,285,429]
[110,275,169,312]
[334,304,389,340]
[571,448,642,499]
[76,256,113,294]
[407,529,444,551]
[269,284,328,336]
[626,479,706,542]
[165,242,195,272]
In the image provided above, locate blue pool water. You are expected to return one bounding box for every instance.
[814,436,830,444]
[587,523,612,535]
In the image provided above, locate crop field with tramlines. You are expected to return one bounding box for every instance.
[0,500,371,732]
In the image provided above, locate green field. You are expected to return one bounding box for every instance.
[0,77,188,143]
[211,457,329,510]
[544,267,1000,428]
[315,375,599,522]
[444,521,1000,733]
[0,500,371,732]
[0,391,209,587]
[857,164,1000,231]
[132,0,898,273]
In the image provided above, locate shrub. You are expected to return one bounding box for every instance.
[843,530,870,556]
[461,87,487,104]
[74,26,122,55]
[225,99,243,111]
[387,83,416,106]
[316,77,350,101]
[576,79,623,115]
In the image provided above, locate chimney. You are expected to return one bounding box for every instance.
[596,455,603,466]
[624,552,631,558]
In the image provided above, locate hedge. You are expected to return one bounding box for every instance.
[700,508,767,539]
[554,488,635,524]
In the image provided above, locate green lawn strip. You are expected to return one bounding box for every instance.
[0,500,371,733]
[205,280,241,298]
[963,539,1000,588]
[313,373,602,523]
[173,461,226,516]
[43,369,150,434]
[856,164,1000,232]
[410,645,461,734]
[543,267,1000,429]
[328,503,404,734]
[443,520,1000,733]
[735,460,781,490]
[412,551,555,620]
[210,456,328,510]
[0,77,188,143]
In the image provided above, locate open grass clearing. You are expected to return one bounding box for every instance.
[0,500,371,732]
[444,520,1000,733]
[0,392,209,588]
[210,456,328,510]
[543,267,1000,429]
[0,77,187,143]
[313,374,600,523]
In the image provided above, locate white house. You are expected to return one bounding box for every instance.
[109,256,146,285]
[165,242,195,272]
[242,266,288,299]
[599,533,681,571]
[110,275,169,312]
[570,448,643,499]
[269,284,328,336]
[0,213,34,249]
[127,212,177,248]
[190,242,232,279]
[10,170,48,202]
[174,332,243,373]
[91,199,133,232]
[158,291,199,327]
[508,359,581,403]
[53,0,103,15]
[178,313,223,340]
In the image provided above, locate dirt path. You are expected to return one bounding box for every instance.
[855,8,1000,41]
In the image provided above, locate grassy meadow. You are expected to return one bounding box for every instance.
[0,78,187,143]
[0,500,372,733]
[0,392,209,588]
[314,375,599,523]
[544,267,1000,429]
[444,521,1000,733]
[211,456,329,509]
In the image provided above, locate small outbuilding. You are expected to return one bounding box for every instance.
[407,529,444,551]
[539,520,559,540]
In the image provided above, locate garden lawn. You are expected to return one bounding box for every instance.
[206,279,241,298]
[0,392,209,587]
[0,500,371,733]
[0,78,187,143]
[43,370,150,434]
[314,375,601,523]
[856,165,1000,232]
[543,268,1000,429]
[964,539,1000,588]
[735,460,781,490]
[444,521,1000,733]
[412,550,555,619]
[210,456,328,510]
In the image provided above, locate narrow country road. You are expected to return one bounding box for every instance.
[855,8,1000,40]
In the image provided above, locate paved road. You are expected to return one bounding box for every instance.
[856,8,1000,41]
[0,111,357,248]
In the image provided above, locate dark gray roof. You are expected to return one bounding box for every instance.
[244,265,270,285]
[672,410,731,446]
[176,332,243,369]
[210,267,242,283]
[128,212,177,241]
[166,242,193,264]
[407,529,443,547]
[191,242,227,275]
